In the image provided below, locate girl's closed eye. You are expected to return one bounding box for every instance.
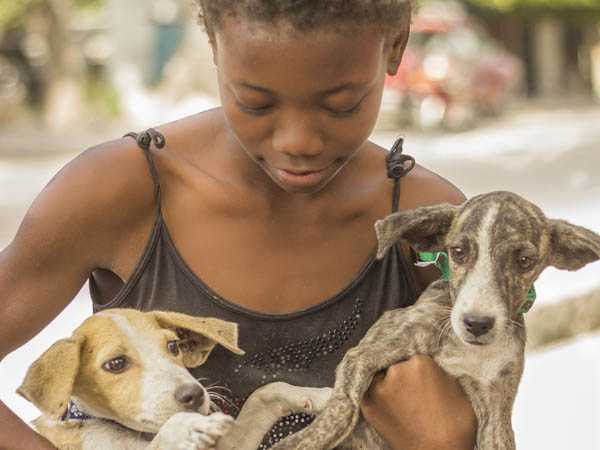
[237,101,364,117]
[232,86,275,115]
[324,99,364,117]
[235,96,367,117]
[322,90,369,117]
[236,100,274,115]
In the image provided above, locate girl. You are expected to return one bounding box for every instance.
[0,1,476,449]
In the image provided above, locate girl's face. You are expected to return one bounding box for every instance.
[213,18,404,194]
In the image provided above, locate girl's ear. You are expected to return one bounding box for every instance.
[210,38,218,67]
[386,34,409,75]
[385,21,411,75]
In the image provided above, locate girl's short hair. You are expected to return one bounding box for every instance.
[193,0,412,37]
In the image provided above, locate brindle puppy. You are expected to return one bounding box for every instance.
[271,191,600,450]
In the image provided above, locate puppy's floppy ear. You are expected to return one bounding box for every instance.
[375,204,459,259]
[548,219,600,271]
[152,311,245,368]
[17,337,82,419]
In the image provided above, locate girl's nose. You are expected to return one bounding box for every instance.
[272,113,324,159]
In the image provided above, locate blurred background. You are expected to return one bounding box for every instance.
[1,0,599,448]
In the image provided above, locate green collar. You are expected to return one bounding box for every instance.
[416,251,536,315]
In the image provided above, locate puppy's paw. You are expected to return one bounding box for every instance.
[153,412,234,450]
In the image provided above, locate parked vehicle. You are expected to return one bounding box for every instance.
[383,1,523,131]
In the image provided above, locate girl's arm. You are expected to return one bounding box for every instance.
[0,141,156,449]
[361,356,477,450]
[0,402,57,450]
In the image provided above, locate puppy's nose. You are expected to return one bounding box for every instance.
[175,383,205,410]
[463,315,495,337]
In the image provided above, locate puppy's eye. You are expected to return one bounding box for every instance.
[450,246,467,263]
[167,340,180,356]
[102,356,128,374]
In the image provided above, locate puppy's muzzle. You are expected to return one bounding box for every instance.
[463,315,495,338]
[175,383,206,410]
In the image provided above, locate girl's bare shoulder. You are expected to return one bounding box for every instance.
[401,163,465,209]
[363,142,465,292]
[54,108,222,228]
[361,141,465,215]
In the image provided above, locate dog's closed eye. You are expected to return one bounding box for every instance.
[102,356,129,374]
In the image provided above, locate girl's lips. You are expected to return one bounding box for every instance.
[282,168,326,175]
[274,166,332,189]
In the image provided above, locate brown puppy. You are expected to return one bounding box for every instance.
[271,191,600,450]
[18,309,244,450]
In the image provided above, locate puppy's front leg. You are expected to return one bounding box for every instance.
[461,377,516,450]
[272,308,441,450]
[475,410,515,450]
[473,398,516,450]
[147,412,234,450]
[217,382,332,450]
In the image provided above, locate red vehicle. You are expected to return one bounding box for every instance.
[383,1,523,130]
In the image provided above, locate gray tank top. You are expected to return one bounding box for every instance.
[88,129,418,448]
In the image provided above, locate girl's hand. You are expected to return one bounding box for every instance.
[361,355,477,450]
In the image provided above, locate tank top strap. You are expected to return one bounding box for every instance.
[386,137,415,213]
[123,128,166,215]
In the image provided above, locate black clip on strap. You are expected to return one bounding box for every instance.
[124,128,166,151]
[123,128,166,211]
[386,137,415,213]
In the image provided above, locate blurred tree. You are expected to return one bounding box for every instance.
[0,0,106,126]
[526,285,600,352]
[0,0,103,31]
[0,1,33,30]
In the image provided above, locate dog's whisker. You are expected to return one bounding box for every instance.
[209,400,223,413]
[207,392,227,402]
[206,390,233,403]
[210,395,236,411]
[208,392,238,413]
[510,319,524,329]
[436,318,452,349]
[436,316,451,329]
[207,386,233,394]
[206,382,232,390]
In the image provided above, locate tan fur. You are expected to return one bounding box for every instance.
[17,309,245,450]
[18,338,82,419]
[152,310,244,367]
[33,416,83,450]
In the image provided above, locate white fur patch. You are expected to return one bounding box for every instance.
[451,205,507,343]
[100,313,207,429]
[437,336,519,385]
[81,419,148,450]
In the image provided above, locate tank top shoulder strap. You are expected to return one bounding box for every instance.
[123,128,166,215]
[386,137,415,213]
